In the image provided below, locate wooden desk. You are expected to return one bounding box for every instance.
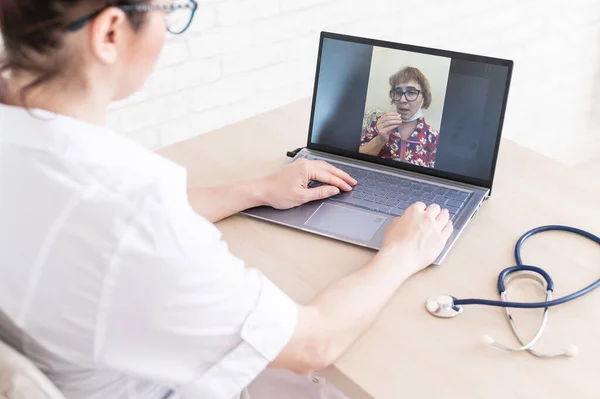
[158,99,600,399]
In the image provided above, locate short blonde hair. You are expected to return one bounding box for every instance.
[389,66,432,109]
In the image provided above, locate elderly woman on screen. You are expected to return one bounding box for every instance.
[359,66,440,168]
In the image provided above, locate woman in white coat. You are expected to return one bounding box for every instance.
[0,1,453,398]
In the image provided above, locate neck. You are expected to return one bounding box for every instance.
[4,74,110,126]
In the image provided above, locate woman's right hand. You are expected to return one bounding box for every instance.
[375,112,402,145]
[377,202,453,278]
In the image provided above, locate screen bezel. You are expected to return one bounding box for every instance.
[306,31,514,190]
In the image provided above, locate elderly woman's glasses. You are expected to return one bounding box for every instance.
[67,1,198,35]
[390,88,421,102]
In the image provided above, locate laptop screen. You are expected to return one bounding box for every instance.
[307,32,513,189]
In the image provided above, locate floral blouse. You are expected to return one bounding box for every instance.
[360,116,439,168]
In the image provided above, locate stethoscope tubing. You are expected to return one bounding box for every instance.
[452,225,600,309]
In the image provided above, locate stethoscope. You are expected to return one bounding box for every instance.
[426,225,600,358]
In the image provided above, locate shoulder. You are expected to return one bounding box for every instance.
[63,152,221,275]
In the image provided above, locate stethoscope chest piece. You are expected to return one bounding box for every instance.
[426,295,462,318]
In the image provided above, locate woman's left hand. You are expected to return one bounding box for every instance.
[257,158,357,209]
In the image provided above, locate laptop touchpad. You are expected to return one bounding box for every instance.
[305,202,386,242]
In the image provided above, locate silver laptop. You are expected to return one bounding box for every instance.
[243,32,513,265]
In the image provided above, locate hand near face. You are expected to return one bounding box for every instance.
[375,112,402,145]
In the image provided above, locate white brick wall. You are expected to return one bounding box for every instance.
[108,0,600,165]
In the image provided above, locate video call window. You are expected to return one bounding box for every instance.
[358,48,451,169]
[309,36,511,186]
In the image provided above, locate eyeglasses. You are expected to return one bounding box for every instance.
[390,88,421,102]
[66,1,198,35]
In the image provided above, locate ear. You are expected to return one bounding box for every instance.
[89,7,129,65]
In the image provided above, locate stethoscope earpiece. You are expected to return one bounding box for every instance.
[481,335,495,346]
[566,344,579,357]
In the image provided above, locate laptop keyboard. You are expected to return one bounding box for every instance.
[308,161,471,220]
